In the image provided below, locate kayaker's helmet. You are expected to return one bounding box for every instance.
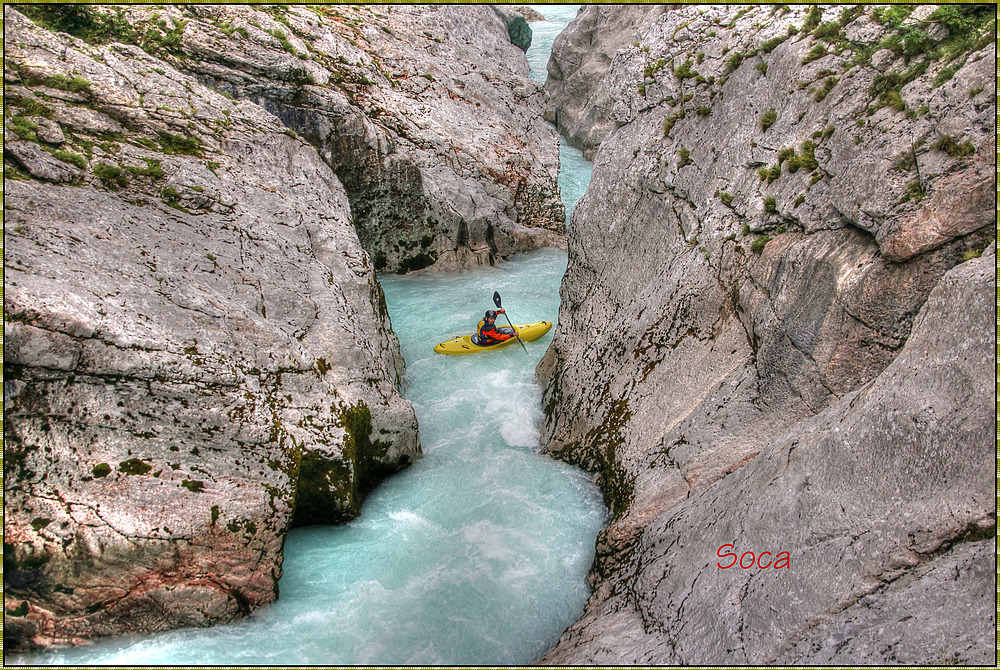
[485,310,497,320]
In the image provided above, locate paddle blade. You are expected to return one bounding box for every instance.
[493,291,502,308]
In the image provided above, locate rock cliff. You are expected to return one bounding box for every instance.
[544,5,668,160]
[147,3,563,272]
[3,3,554,650]
[539,5,995,664]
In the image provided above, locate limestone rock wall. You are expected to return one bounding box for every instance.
[539,5,995,664]
[4,6,420,650]
[543,5,669,159]
[142,4,564,272]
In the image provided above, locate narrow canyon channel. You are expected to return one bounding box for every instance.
[12,6,608,665]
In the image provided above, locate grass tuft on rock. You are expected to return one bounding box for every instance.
[760,108,777,131]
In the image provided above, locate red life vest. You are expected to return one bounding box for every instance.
[479,321,512,345]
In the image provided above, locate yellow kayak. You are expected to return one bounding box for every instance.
[433,321,552,355]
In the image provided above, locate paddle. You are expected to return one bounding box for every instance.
[494,291,528,355]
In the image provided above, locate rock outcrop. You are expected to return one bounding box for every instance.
[141,4,563,272]
[539,5,995,664]
[3,6,422,650]
[543,5,668,159]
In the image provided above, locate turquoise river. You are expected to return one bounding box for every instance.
[12,6,602,665]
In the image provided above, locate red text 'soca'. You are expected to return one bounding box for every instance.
[717,544,790,569]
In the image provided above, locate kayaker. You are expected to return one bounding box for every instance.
[479,309,513,345]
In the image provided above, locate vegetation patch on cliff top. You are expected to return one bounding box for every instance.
[16,4,189,56]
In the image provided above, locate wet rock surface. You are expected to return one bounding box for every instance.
[539,5,995,664]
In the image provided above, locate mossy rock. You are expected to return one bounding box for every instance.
[119,458,152,475]
[181,479,205,493]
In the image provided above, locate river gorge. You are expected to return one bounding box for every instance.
[4,4,996,666]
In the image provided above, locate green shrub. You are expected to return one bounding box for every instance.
[716,190,735,207]
[673,59,696,79]
[696,106,712,117]
[8,95,53,119]
[811,22,843,42]
[777,147,796,164]
[962,248,984,262]
[93,163,128,190]
[157,131,203,157]
[760,34,788,53]
[663,116,678,136]
[760,108,777,131]
[934,65,959,87]
[871,6,905,29]
[802,5,823,32]
[763,196,777,213]
[133,136,160,151]
[677,147,692,167]
[119,458,152,475]
[893,152,917,172]
[798,140,819,170]
[801,43,828,65]
[932,134,976,157]
[901,180,926,203]
[161,186,181,203]
[724,52,744,74]
[125,158,164,181]
[882,90,906,112]
[741,223,751,236]
[643,58,667,78]
[794,194,805,207]
[751,234,772,254]
[813,125,836,141]
[814,76,838,102]
[927,4,992,34]
[755,62,768,75]
[268,28,297,55]
[838,6,865,27]
[869,62,927,99]
[26,74,93,95]
[9,116,39,142]
[50,149,87,169]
